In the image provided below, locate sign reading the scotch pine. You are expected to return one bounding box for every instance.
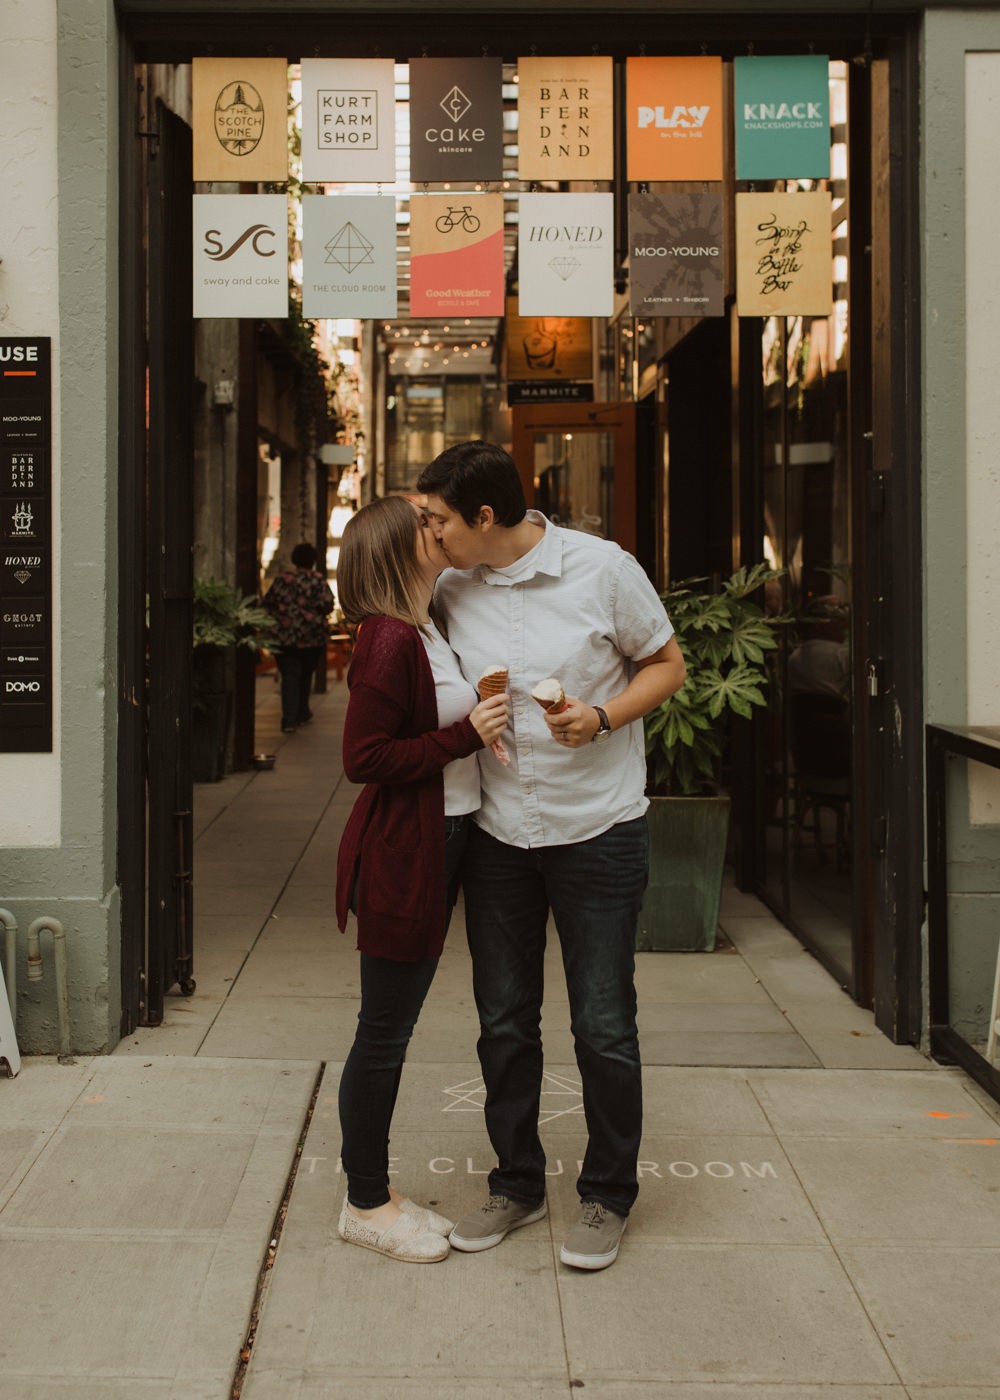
[626,56,724,182]
[409,194,505,317]
[192,57,289,183]
[518,193,614,317]
[517,56,613,182]
[734,55,830,180]
[735,191,832,316]
[408,57,503,183]
[300,59,397,184]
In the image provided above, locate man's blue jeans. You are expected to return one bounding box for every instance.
[463,816,648,1218]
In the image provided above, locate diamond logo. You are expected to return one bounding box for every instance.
[13,570,30,585]
[443,1071,584,1126]
[324,221,375,274]
[440,85,471,123]
[549,256,582,281]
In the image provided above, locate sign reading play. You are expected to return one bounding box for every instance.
[193,195,288,318]
[518,194,614,317]
[736,191,832,316]
[192,57,289,183]
[626,56,724,182]
[409,57,503,182]
[629,192,724,317]
[303,195,397,319]
[409,194,504,317]
[735,55,830,180]
[517,56,613,181]
[300,59,397,183]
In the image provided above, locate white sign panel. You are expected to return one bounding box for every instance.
[193,195,288,319]
[302,195,398,319]
[517,193,614,317]
[300,59,397,183]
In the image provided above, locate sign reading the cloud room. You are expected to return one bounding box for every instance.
[302,195,398,319]
[193,195,289,319]
[0,338,52,753]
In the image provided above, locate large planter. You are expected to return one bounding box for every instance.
[637,794,731,952]
[192,646,232,783]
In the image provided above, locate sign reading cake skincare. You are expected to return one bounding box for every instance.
[734,55,830,180]
[517,56,613,181]
[735,191,832,316]
[300,59,397,183]
[626,56,724,182]
[303,195,397,318]
[192,57,289,183]
[518,193,614,317]
[628,192,724,317]
[409,194,504,317]
[409,57,503,183]
[0,338,52,753]
[193,195,288,318]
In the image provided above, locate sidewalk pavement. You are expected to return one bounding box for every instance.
[2,673,1000,1399]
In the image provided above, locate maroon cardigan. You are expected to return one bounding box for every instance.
[335,614,483,961]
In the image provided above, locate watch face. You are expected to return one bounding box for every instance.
[593,727,612,743]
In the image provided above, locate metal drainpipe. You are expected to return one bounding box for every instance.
[0,908,17,1022]
[25,917,70,1058]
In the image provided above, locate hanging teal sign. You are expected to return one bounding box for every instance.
[734,55,830,180]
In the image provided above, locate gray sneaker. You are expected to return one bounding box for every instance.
[559,1201,627,1270]
[449,1193,547,1252]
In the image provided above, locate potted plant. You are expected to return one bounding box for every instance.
[192,578,275,782]
[638,563,786,951]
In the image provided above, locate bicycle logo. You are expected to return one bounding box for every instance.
[435,205,481,235]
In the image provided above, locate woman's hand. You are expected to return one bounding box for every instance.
[469,692,509,745]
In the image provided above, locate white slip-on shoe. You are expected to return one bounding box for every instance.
[338,1199,450,1263]
[398,1198,455,1235]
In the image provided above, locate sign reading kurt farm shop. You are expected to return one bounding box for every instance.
[192,58,289,183]
[300,59,397,183]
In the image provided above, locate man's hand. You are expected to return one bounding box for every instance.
[543,697,601,748]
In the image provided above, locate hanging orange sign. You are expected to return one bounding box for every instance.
[626,56,724,183]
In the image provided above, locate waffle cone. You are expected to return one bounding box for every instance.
[530,678,567,714]
[477,667,508,699]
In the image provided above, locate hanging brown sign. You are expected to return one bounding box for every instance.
[736,191,833,317]
[408,57,504,183]
[192,57,289,183]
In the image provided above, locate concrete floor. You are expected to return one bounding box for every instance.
[2,671,999,1399]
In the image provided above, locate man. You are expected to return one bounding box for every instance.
[416,441,685,1270]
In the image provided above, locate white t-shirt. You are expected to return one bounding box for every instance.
[421,620,481,817]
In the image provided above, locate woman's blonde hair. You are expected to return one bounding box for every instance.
[337,495,430,630]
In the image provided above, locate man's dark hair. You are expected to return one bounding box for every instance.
[417,440,527,527]
[291,541,317,569]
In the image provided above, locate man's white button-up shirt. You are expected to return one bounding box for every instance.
[433,512,674,848]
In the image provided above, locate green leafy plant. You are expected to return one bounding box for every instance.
[193,578,275,652]
[644,563,787,796]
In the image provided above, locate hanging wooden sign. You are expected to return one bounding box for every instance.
[517,56,613,182]
[734,55,831,180]
[505,299,594,386]
[518,193,614,318]
[408,57,504,183]
[735,191,832,316]
[625,56,724,182]
[300,59,397,184]
[409,194,505,317]
[628,192,724,317]
[303,195,398,319]
[192,57,289,183]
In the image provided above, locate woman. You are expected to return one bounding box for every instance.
[261,541,334,733]
[334,495,508,1263]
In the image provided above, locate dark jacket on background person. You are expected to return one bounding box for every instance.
[262,568,334,647]
[335,615,483,961]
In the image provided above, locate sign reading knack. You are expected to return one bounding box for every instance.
[192,58,289,183]
[300,59,397,184]
[302,195,398,319]
[408,57,504,183]
[517,193,614,318]
[628,192,724,318]
[734,55,831,180]
[409,194,505,317]
[735,191,832,316]
[626,56,724,182]
[193,195,289,318]
[516,56,613,182]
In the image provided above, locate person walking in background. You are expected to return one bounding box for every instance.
[416,440,686,1271]
[261,542,334,733]
[334,495,509,1264]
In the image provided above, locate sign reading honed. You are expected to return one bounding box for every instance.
[517,56,613,182]
[192,57,289,183]
[735,191,832,317]
[517,193,614,318]
[300,59,397,184]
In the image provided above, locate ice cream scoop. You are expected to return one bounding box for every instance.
[530,678,568,714]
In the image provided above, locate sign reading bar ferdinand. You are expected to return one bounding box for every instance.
[0,338,52,753]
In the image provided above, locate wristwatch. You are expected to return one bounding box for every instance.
[591,706,612,743]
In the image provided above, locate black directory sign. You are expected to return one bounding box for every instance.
[0,339,52,751]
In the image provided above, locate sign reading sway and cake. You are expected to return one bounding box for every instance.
[628,192,725,317]
[409,194,504,317]
[192,57,289,183]
[408,57,503,183]
[625,56,724,183]
[303,195,398,319]
[0,337,52,754]
[735,191,833,316]
[517,193,614,318]
[300,59,398,184]
[516,56,613,182]
[193,195,289,318]
[734,55,830,180]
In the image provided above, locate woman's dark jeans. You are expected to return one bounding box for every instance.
[338,815,470,1209]
[462,817,648,1218]
[275,645,322,728]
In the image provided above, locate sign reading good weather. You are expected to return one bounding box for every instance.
[192,57,289,183]
[518,193,614,317]
[628,192,724,317]
[193,195,288,318]
[409,194,504,317]
[303,195,397,319]
[734,55,830,180]
[735,191,832,316]
[300,59,397,184]
[517,56,613,182]
[626,56,724,182]
[408,57,503,183]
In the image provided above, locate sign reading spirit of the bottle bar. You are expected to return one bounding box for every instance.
[0,338,52,753]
